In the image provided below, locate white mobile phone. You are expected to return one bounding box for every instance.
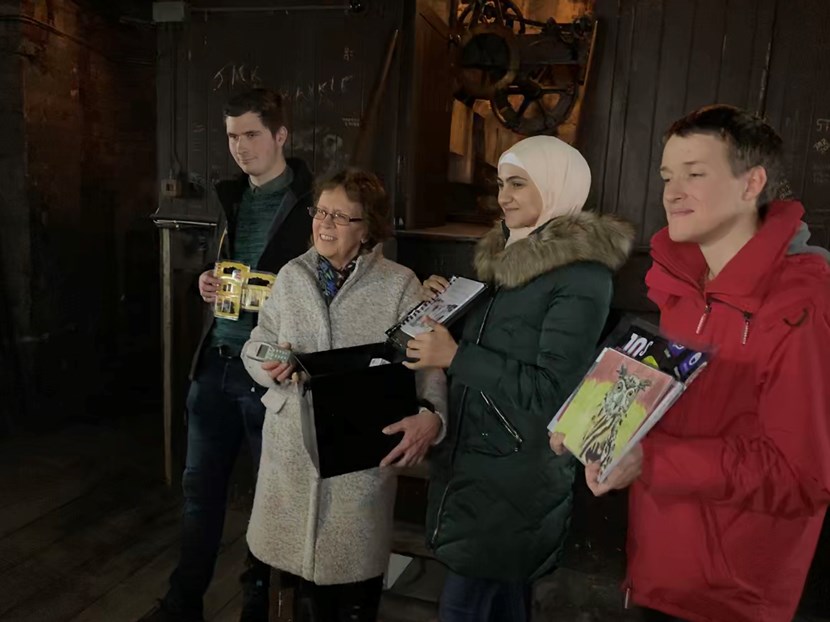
[250,343,293,364]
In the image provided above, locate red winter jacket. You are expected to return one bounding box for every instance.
[627,201,830,622]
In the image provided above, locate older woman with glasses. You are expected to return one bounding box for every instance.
[241,168,447,622]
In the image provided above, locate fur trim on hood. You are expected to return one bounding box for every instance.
[475,212,635,288]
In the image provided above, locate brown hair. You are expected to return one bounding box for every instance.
[223,88,287,135]
[664,104,787,214]
[315,168,393,248]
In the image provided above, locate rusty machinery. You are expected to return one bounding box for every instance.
[451,0,596,136]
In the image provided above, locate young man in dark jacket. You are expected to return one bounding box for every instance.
[573,105,830,622]
[148,89,313,622]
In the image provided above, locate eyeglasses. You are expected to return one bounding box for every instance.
[308,206,364,227]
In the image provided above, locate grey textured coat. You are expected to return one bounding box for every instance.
[242,246,447,585]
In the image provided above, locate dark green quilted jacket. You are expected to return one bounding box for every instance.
[426,211,635,581]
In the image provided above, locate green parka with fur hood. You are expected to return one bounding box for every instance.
[426,211,635,581]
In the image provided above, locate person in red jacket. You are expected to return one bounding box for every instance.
[554,104,830,622]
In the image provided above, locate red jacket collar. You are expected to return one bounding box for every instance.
[648,201,805,313]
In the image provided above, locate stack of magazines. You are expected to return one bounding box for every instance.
[548,318,710,482]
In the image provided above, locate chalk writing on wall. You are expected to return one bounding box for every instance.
[278,74,355,109]
[816,118,830,133]
[212,63,263,91]
[812,163,830,185]
[292,126,347,175]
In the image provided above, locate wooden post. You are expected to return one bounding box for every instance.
[160,226,174,487]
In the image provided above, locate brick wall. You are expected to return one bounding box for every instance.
[0,0,27,433]
[0,0,158,430]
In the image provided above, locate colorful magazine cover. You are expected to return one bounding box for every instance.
[552,348,676,477]
[605,316,709,382]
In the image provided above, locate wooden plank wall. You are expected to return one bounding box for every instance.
[579,0,830,251]
[156,0,406,223]
[400,4,454,228]
[575,0,830,319]
[764,0,830,249]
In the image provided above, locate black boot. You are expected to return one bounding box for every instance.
[239,555,271,622]
[292,577,319,622]
[291,576,382,622]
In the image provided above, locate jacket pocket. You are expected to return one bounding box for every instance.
[470,393,524,456]
[261,388,288,413]
[628,494,755,616]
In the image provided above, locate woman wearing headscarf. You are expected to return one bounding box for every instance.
[407,136,635,621]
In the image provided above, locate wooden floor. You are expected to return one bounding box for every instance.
[0,414,444,622]
[0,416,255,622]
[1,416,827,622]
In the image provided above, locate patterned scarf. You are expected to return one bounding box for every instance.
[317,255,358,306]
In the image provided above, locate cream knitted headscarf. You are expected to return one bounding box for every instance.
[498,135,592,247]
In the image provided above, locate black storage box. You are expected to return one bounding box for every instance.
[294,342,418,478]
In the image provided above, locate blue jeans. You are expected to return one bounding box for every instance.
[439,571,532,622]
[163,348,269,617]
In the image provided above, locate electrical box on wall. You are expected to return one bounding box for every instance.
[153,2,188,23]
[161,178,182,197]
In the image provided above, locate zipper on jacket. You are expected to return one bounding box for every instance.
[695,300,712,335]
[741,311,752,345]
[429,385,468,549]
[713,298,754,345]
[428,478,455,548]
[653,258,756,346]
[430,292,498,549]
[624,585,632,609]
[705,297,755,346]
[480,392,523,450]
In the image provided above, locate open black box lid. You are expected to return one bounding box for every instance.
[294,342,418,478]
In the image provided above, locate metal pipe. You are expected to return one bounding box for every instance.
[153,217,218,229]
[756,0,779,117]
[0,14,154,66]
[351,28,399,167]
[449,0,459,31]
[192,4,350,13]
